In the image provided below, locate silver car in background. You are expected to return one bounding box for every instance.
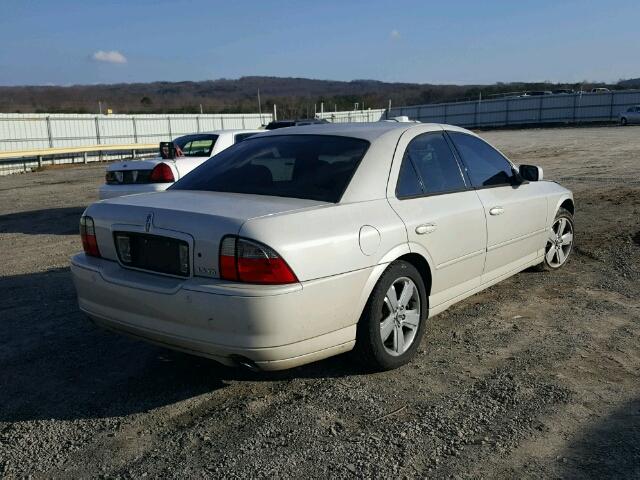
[619,106,640,126]
[72,123,574,371]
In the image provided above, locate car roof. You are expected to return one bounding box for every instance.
[199,129,263,135]
[251,121,467,142]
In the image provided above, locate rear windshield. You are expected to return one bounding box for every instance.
[170,135,370,203]
[173,134,218,157]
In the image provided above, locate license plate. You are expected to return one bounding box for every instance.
[114,232,189,277]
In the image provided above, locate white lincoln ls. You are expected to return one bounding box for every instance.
[71,122,574,371]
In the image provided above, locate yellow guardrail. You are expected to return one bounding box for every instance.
[0,143,157,160]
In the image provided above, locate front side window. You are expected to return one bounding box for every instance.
[396,132,466,198]
[448,132,516,187]
[171,135,369,203]
[174,134,218,157]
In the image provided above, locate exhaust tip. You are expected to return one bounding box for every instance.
[231,355,260,372]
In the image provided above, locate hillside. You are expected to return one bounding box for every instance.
[0,76,627,117]
[618,78,640,88]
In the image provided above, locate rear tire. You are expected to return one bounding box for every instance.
[534,207,574,271]
[621,117,628,126]
[354,260,428,371]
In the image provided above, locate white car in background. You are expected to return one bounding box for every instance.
[99,129,261,199]
[72,122,574,371]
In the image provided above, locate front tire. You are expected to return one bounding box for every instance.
[537,207,574,271]
[355,260,428,371]
[621,117,628,126]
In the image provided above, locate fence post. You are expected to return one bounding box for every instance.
[37,155,43,168]
[45,116,54,148]
[474,100,479,127]
[83,152,88,164]
[220,116,225,130]
[196,116,201,133]
[132,117,138,143]
[443,104,448,123]
[505,98,510,126]
[572,94,577,123]
[538,97,543,123]
[242,116,246,129]
[95,117,101,145]
[609,92,614,121]
[167,116,172,139]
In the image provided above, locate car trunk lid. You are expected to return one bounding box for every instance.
[87,191,326,280]
[105,158,171,185]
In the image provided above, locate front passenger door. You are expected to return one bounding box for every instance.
[447,131,548,282]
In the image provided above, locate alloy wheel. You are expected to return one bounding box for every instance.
[380,277,421,356]
[545,217,574,268]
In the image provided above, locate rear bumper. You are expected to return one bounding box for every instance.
[70,254,368,370]
[99,183,173,200]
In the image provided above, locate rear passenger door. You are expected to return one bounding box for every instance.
[387,130,487,309]
[447,131,548,282]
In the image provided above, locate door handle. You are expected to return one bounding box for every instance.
[415,223,437,235]
[489,206,505,216]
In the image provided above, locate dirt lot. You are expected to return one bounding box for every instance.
[1,126,639,479]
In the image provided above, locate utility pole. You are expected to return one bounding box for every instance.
[98,101,102,115]
[199,104,203,114]
[320,102,324,116]
[273,103,277,122]
[257,89,262,118]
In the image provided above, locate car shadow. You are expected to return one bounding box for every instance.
[0,207,85,235]
[558,397,640,478]
[0,266,366,423]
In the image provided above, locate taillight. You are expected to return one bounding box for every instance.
[150,163,175,183]
[80,215,101,257]
[219,236,297,285]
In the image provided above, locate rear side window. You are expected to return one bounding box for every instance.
[174,134,218,157]
[448,132,515,187]
[396,132,466,198]
[170,135,369,203]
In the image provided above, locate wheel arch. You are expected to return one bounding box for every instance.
[395,252,432,299]
[559,197,574,216]
[353,245,434,328]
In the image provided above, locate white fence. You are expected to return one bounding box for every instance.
[316,109,386,123]
[0,112,272,152]
[387,90,640,128]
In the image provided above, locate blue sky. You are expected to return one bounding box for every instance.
[1,0,638,86]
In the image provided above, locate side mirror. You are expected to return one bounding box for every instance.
[519,164,543,181]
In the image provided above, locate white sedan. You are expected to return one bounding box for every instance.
[99,129,261,199]
[71,123,574,371]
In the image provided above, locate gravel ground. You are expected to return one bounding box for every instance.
[1,126,639,479]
